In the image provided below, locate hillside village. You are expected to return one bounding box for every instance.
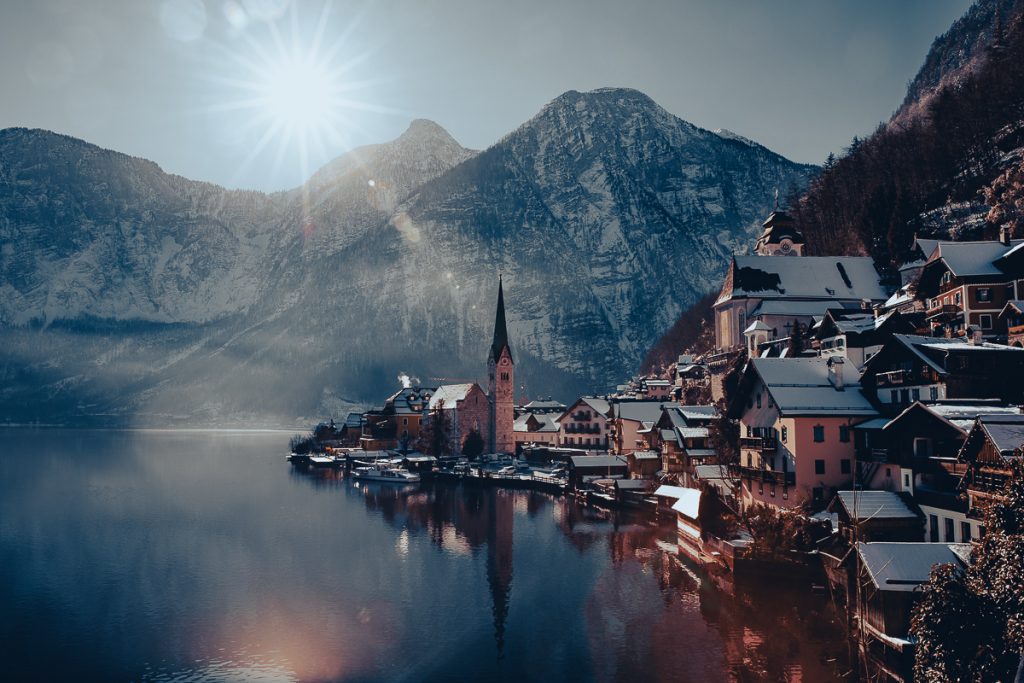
[297,205,1024,681]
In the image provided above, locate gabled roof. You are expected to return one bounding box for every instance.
[743,358,878,417]
[568,455,628,468]
[384,386,438,414]
[999,300,1024,318]
[857,542,970,593]
[670,488,703,519]
[834,490,920,521]
[749,299,860,319]
[717,255,887,304]
[513,413,560,433]
[969,414,1024,457]
[925,239,1024,277]
[560,396,611,422]
[676,405,719,423]
[868,334,1024,379]
[653,485,691,499]
[429,383,479,410]
[613,401,678,423]
[693,464,732,480]
[884,400,1022,436]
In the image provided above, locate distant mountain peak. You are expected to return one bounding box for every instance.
[399,118,458,143]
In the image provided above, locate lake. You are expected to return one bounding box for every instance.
[0,429,849,682]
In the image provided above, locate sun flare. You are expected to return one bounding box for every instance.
[259,53,338,135]
[204,0,396,185]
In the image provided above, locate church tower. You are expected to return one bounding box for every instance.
[488,276,515,454]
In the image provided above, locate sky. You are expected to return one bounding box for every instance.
[0,0,974,192]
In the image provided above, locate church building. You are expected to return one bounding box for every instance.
[488,276,515,454]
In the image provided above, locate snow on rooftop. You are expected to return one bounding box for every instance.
[728,255,887,301]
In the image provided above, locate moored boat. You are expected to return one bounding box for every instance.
[352,464,421,483]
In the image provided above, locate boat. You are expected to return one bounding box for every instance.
[352,464,421,483]
[309,454,340,468]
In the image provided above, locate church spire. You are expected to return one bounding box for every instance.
[490,275,512,363]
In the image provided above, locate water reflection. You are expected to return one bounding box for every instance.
[1,430,848,682]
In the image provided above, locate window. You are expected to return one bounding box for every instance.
[955,291,962,305]
[961,521,972,542]
[814,459,825,475]
[770,484,776,497]
[944,518,955,542]
[930,515,939,542]
[501,372,510,381]
[886,467,891,478]
[980,314,993,330]
[840,459,851,474]
[402,418,408,426]
[979,525,987,538]
[904,473,911,488]
[813,487,824,502]
[813,425,825,442]
[978,287,992,302]
[914,438,932,458]
[781,426,788,443]
[890,390,898,403]
[930,386,939,401]
[912,388,920,401]
[839,425,850,443]
[758,482,764,495]
[756,393,762,409]
[900,389,910,404]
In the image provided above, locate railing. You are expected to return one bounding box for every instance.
[857,447,891,462]
[876,369,912,387]
[564,424,601,434]
[572,412,592,422]
[969,468,1010,493]
[732,464,795,486]
[739,436,778,454]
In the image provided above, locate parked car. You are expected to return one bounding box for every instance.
[496,466,516,475]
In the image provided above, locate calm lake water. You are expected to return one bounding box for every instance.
[0,429,849,682]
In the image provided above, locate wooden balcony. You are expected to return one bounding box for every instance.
[739,436,778,454]
[732,464,795,486]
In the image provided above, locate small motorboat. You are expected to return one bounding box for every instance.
[352,465,421,483]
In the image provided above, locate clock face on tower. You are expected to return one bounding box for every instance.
[501,359,509,366]
[779,240,792,253]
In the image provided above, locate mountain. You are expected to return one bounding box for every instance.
[789,0,1024,268]
[0,89,814,426]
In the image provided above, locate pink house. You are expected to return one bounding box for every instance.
[729,357,879,510]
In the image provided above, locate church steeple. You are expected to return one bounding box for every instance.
[490,275,512,363]
[488,275,515,454]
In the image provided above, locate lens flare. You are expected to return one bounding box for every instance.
[202,0,400,187]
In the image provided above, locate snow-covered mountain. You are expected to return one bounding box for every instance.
[0,88,815,425]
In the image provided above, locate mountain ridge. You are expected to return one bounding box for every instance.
[0,87,816,425]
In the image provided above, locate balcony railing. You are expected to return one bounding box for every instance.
[739,436,778,454]
[732,464,795,486]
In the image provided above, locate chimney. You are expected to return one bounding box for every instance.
[827,356,845,391]
[999,225,1011,246]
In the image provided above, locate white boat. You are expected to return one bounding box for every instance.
[352,465,421,483]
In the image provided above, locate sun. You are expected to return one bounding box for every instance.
[258,52,338,136]
[203,0,396,186]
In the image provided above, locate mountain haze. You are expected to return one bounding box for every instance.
[0,88,815,425]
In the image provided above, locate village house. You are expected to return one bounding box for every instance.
[859,333,1024,413]
[812,308,917,370]
[858,401,1018,543]
[829,490,924,543]
[512,411,560,450]
[914,231,1024,339]
[959,413,1024,526]
[428,383,490,456]
[359,385,436,451]
[999,299,1024,347]
[854,542,971,675]
[557,397,611,450]
[729,357,879,510]
[609,401,678,455]
[638,378,672,400]
[566,454,629,489]
[713,253,888,355]
[654,404,717,482]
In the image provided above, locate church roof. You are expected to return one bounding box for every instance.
[490,276,513,363]
[717,255,887,305]
[755,210,804,246]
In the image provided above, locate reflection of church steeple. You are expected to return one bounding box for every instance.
[486,489,514,658]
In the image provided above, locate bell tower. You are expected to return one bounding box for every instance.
[488,275,515,454]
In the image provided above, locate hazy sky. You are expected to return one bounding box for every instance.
[1,0,973,192]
